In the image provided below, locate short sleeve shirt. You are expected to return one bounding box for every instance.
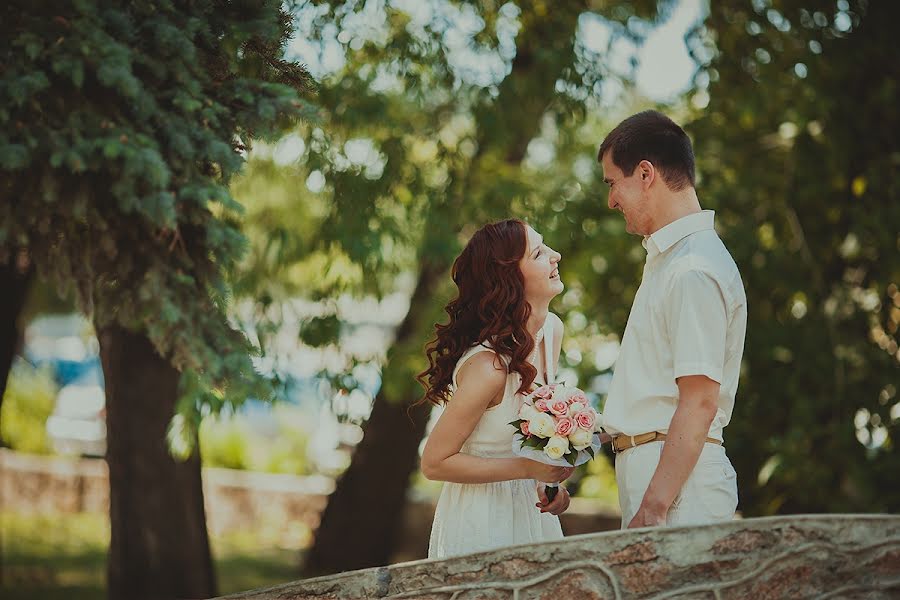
[602,210,747,442]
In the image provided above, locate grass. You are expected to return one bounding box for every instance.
[0,512,304,599]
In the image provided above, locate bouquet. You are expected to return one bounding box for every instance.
[510,383,604,501]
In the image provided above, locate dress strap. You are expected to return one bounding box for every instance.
[542,317,555,385]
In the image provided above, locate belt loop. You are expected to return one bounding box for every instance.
[629,435,636,448]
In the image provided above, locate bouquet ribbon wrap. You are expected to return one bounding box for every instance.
[511,432,603,502]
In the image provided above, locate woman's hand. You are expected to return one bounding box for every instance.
[536,483,571,515]
[520,458,574,483]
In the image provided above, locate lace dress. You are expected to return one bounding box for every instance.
[427,318,564,559]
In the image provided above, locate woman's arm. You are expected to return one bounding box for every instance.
[421,351,572,484]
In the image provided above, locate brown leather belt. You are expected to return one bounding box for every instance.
[611,431,723,453]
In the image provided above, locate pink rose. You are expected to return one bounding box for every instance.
[532,385,554,400]
[521,421,531,436]
[555,417,575,436]
[567,391,588,405]
[574,410,595,431]
[549,400,569,417]
[534,399,550,413]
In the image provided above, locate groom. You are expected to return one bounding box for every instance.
[598,110,746,529]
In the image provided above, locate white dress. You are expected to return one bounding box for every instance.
[427,317,564,559]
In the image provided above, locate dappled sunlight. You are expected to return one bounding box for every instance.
[2,0,897,596]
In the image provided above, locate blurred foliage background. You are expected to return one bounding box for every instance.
[0,362,56,455]
[1,0,898,597]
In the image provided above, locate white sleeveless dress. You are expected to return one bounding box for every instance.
[427,317,564,559]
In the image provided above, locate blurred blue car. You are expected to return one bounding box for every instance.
[43,357,106,457]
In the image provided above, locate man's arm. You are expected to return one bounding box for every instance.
[628,268,727,528]
[627,375,719,527]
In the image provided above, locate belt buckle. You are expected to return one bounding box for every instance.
[612,434,637,454]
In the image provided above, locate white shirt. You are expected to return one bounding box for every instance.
[602,210,747,442]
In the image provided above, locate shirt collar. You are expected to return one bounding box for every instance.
[642,210,716,258]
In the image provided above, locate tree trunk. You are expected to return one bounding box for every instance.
[304,259,446,574]
[0,250,32,588]
[98,324,216,600]
[0,249,34,413]
[304,7,584,574]
[0,250,33,600]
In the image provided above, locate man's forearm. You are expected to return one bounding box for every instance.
[642,395,717,511]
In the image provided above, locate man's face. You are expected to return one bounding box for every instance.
[601,152,652,236]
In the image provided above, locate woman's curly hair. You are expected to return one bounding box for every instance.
[416,219,540,406]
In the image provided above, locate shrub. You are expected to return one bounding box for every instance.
[1,359,57,454]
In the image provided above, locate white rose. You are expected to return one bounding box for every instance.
[551,385,573,404]
[568,427,593,451]
[567,401,585,417]
[530,413,556,438]
[544,435,570,460]
[519,404,539,421]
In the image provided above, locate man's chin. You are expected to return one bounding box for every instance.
[624,220,647,236]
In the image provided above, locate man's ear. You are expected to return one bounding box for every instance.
[638,159,655,188]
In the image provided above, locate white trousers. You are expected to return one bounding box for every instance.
[615,441,738,529]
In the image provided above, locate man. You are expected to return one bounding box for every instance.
[598,110,746,528]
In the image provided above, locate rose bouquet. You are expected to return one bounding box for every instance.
[509,383,604,501]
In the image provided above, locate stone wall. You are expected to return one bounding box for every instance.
[0,449,619,559]
[217,514,900,599]
[0,449,333,540]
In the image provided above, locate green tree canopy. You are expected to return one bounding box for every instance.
[0,2,314,597]
[0,0,313,427]
[687,0,900,513]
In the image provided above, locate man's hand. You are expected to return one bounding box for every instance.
[627,496,669,528]
[536,483,570,515]
[630,375,719,529]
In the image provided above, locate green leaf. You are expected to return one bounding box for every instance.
[103,140,123,159]
[0,144,29,169]
[523,436,542,449]
[19,33,43,60]
[298,314,342,347]
[71,63,84,88]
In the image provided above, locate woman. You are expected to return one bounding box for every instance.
[417,218,572,559]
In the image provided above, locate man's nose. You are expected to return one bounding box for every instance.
[607,194,616,210]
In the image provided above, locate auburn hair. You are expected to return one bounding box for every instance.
[416,219,539,406]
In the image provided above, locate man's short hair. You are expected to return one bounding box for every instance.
[598,110,696,191]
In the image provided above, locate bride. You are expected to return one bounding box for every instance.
[417,218,572,559]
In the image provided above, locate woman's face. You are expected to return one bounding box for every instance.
[519,225,563,303]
